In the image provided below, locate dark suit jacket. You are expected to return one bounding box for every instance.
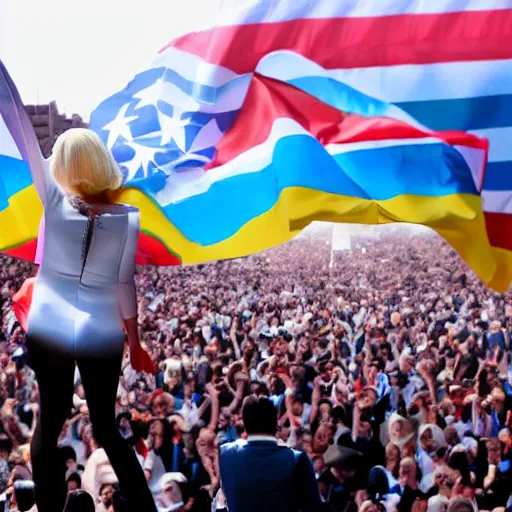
[220,439,321,512]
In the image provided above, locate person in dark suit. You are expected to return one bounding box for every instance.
[219,396,321,512]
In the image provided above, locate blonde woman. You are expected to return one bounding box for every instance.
[22,128,156,512]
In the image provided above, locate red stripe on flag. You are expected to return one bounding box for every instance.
[3,234,182,266]
[164,10,512,73]
[485,212,512,252]
[136,232,181,266]
[208,75,487,168]
[3,240,37,262]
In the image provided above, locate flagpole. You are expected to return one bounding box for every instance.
[329,224,335,277]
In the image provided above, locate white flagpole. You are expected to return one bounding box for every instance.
[329,225,335,275]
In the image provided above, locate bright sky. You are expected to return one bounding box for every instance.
[0,0,224,119]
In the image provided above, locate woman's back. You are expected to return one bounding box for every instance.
[28,194,139,358]
[39,199,134,282]
[22,125,140,359]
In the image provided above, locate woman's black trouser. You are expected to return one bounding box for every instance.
[26,338,156,512]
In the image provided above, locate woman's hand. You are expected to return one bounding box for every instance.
[130,344,156,375]
[123,317,155,374]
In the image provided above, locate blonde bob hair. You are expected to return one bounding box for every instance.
[51,128,123,197]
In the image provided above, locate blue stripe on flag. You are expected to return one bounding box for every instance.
[484,161,512,191]
[287,76,409,122]
[0,154,32,211]
[286,76,512,132]
[397,95,512,132]
[160,135,477,245]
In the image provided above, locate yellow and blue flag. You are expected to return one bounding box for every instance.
[1,0,512,290]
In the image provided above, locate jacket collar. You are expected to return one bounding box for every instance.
[246,435,277,444]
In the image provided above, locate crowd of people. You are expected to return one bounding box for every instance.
[1,224,512,512]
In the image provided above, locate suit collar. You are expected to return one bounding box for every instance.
[246,435,277,444]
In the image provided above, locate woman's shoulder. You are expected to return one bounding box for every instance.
[67,200,139,218]
[97,203,139,217]
[123,204,139,218]
[121,204,139,213]
[112,204,139,214]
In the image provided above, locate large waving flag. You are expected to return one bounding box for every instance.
[1,0,512,291]
[0,62,45,261]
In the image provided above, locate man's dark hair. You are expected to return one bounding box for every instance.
[371,357,385,372]
[99,482,114,495]
[317,353,331,365]
[67,472,82,488]
[250,381,270,397]
[318,398,333,410]
[13,481,35,512]
[63,490,95,512]
[242,396,277,436]
[331,406,346,425]
[0,435,13,455]
[292,391,305,404]
[59,445,77,463]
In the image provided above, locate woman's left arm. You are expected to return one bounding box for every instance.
[0,61,60,208]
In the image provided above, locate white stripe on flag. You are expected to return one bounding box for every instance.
[155,119,310,205]
[215,0,511,27]
[132,72,251,114]
[483,190,512,214]
[0,114,22,160]
[326,138,442,154]
[470,127,512,163]
[454,145,487,193]
[257,52,512,104]
[153,46,246,86]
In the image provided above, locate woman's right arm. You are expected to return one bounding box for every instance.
[124,317,140,352]
[119,210,139,341]
[119,210,155,374]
